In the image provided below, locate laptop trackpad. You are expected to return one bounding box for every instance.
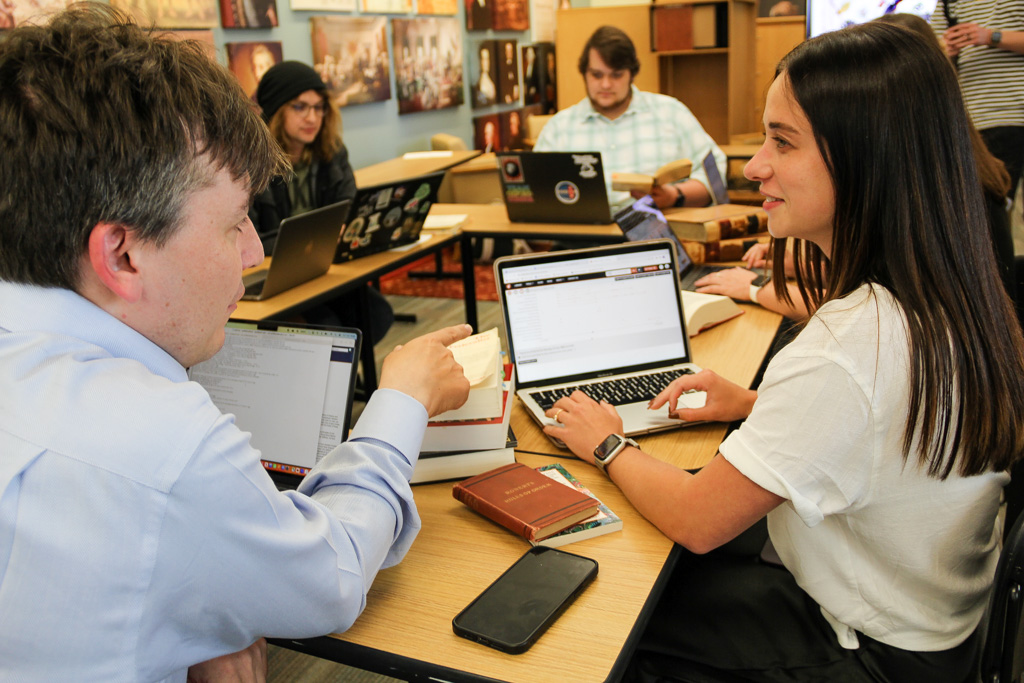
[617,391,707,433]
[677,391,707,410]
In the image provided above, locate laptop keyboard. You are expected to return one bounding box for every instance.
[528,368,695,410]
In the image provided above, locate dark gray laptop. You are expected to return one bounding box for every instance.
[494,239,707,443]
[243,199,351,301]
[614,197,732,291]
[496,151,612,224]
[334,172,446,263]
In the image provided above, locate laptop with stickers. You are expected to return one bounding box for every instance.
[496,151,612,224]
[333,172,446,263]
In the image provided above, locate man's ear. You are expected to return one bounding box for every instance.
[87,222,143,304]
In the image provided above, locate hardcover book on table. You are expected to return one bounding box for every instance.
[680,290,743,337]
[611,159,692,194]
[421,364,514,453]
[531,463,622,548]
[452,462,599,542]
[411,428,517,485]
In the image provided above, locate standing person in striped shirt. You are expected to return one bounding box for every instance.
[932,0,1024,200]
[533,26,727,212]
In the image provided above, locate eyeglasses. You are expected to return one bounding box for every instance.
[289,101,326,116]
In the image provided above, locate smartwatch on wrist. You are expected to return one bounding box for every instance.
[593,433,639,475]
[672,183,686,207]
[992,30,1003,46]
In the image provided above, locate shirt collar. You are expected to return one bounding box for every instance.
[582,84,645,123]
[0,280,188,382]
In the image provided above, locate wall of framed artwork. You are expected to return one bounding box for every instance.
[86,0,552,166]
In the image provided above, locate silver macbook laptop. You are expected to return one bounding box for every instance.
[187,320,361,490]
[494,240,707,443]
[496,151,612,224]
[242,199,351,301]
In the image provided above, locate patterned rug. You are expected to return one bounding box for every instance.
[378,247,498,301]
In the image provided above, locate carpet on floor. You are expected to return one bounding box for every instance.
[378,247,498,301]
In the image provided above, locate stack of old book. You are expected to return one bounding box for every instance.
[663,203,769,264]
[412,328,516,484]
[453,462,621,546]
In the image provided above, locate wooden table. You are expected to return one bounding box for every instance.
[354,150,482,188]
[271,304,783,682]
[234,230,463,390]
[428,203,626,331]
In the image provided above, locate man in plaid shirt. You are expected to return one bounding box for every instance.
[534,26,727,212]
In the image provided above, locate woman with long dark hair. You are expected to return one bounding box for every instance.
[547,23,1024,682]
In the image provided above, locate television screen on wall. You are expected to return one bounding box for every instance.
[806,0,939,38]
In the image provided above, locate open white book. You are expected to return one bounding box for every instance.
[432,328,503,422]
[681,289,743,336]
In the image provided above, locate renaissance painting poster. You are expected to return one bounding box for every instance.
[393,17,464,114]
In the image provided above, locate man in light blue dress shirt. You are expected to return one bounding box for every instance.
[0,6,471,681]
[534,26,727,213]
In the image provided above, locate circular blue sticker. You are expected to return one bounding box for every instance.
[554,181,580,205]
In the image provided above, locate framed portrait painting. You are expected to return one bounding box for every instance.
[393,17,464,114]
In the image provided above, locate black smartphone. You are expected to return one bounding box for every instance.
[452,546,598,654]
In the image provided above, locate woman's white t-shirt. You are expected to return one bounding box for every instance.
[720,283,1008,652]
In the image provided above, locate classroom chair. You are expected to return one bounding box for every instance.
[976,501,1024,683]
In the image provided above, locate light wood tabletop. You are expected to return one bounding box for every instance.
[234,230,462,322]
[274,304,782,682]
[353,150,482,188]
[433,202,624,242]
[234,229,462,390]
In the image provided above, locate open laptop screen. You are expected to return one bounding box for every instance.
[703,151,731,206]
[496,241,691,386]
[187,320,361,479]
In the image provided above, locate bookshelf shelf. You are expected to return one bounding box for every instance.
[655,47,730,56]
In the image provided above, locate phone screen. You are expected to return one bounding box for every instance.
[452,546,598,654]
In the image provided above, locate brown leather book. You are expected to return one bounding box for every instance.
[453,463,599,541]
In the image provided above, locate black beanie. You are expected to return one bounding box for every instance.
[255,61,328,122]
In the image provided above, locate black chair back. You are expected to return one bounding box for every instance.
[978,508,1024,683]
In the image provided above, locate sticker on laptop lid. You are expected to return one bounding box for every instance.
[555,181,580,204]
[572,153,599,179]
[500,156,524,183]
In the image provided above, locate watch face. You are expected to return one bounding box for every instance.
[595,434,622,461]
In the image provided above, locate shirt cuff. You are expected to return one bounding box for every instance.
[349,388,429,465]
